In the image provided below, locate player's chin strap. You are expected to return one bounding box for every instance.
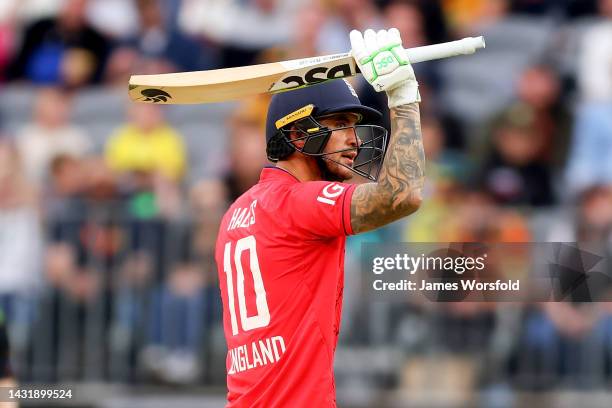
[268,117,388,181]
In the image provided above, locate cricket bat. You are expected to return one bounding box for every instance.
[129,36,485,104]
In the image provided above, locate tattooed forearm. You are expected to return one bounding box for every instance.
[351,103,425,233]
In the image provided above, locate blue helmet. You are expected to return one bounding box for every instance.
[265,79,387,181]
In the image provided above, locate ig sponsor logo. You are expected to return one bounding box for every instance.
[317,183,345,205]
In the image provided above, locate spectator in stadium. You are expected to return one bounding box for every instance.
[577,0,612,102]
[478,104,555,206]
[106,104,185,183]
[179,0,303,67]
[145,262,208,384]
[511,64,572,169]
[442,0,509,36]
[517,183,612,386]
[257,1,328,62]
[565,101,612,196]
[117,0,215,73]
[520,300,612,387]
[548,184,612,244]
[16,87,91,190]
[385,0,448,46]
[318,0,384,54]
[7,0,111,86]
[223,96,270,201]
[111,249,154,381]
[0,138,43,312]
[86,0,139,41]
[44,155,90,257]
[190,179,228,257]
[0,138,42,372]
[105,103,185,219]
[105,104,184,285]
[45,155,85,217]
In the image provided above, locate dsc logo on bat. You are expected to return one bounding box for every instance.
[271,62,360,93]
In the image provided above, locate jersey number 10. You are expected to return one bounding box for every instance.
[223,236,271,336]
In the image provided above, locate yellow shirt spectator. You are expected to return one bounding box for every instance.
[105,124,187,181]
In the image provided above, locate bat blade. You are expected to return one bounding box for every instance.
[128,36,485,105]
[128,53,356,104]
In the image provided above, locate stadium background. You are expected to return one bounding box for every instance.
[0,0,612,406]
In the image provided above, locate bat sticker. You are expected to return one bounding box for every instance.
[140,89,172,103]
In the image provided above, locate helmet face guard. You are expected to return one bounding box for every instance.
[267,112,388,181]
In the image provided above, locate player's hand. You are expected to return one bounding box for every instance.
[350,28,420,108]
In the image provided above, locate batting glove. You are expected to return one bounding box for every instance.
[350,28,420,108]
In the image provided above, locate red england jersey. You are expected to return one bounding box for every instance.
[215,167,356,407]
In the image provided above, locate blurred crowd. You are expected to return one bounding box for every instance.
[0,0,611,400]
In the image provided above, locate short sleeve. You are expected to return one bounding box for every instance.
[286,181,356,239]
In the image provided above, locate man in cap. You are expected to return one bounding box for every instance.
[215,28,424,407]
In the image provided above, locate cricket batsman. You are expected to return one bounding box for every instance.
[215,28,424,407]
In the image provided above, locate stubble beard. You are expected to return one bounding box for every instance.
[318,156,352,183]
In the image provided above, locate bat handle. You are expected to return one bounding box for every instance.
[404,36,486,64]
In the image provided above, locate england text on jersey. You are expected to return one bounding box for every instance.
[227,335,286,375]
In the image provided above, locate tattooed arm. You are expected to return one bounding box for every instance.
[348,28,425,233]
[351,103,425,233]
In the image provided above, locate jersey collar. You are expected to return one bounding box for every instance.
[259,166,300,183]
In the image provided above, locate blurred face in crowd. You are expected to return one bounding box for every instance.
[34,88,71,129]
[600,0,612,17]
[51,156,83,195]
[59,0,88,31]
[294,2,327,52]
[384,1,426,48]
[580,186,612,229]
[254,0,278,13]
[0,141,16,180]
[229,118,268,183]
[137,0,163,29]
[82,157,116,199]
[455,190,498,240]
[0,140,30,207]
[518,66,560,110]
[334,0,377,25]
[45,244,76,289]
[422,118,444,161]
[191,179,227,216]
[495,125,543,166]
[129,103,164,133]
[481,0,509,22]
[169,264,205,297]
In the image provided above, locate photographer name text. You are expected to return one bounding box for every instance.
[372,279,520,291]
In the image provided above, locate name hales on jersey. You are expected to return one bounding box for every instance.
[316,183,346,206]
[227,335,286,375]
[227,200,257,231]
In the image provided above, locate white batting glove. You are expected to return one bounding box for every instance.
[350,28,420,108]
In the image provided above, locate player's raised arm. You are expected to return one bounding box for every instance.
[349,28,425,234]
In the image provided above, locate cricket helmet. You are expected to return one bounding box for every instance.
[265,79,388,181]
